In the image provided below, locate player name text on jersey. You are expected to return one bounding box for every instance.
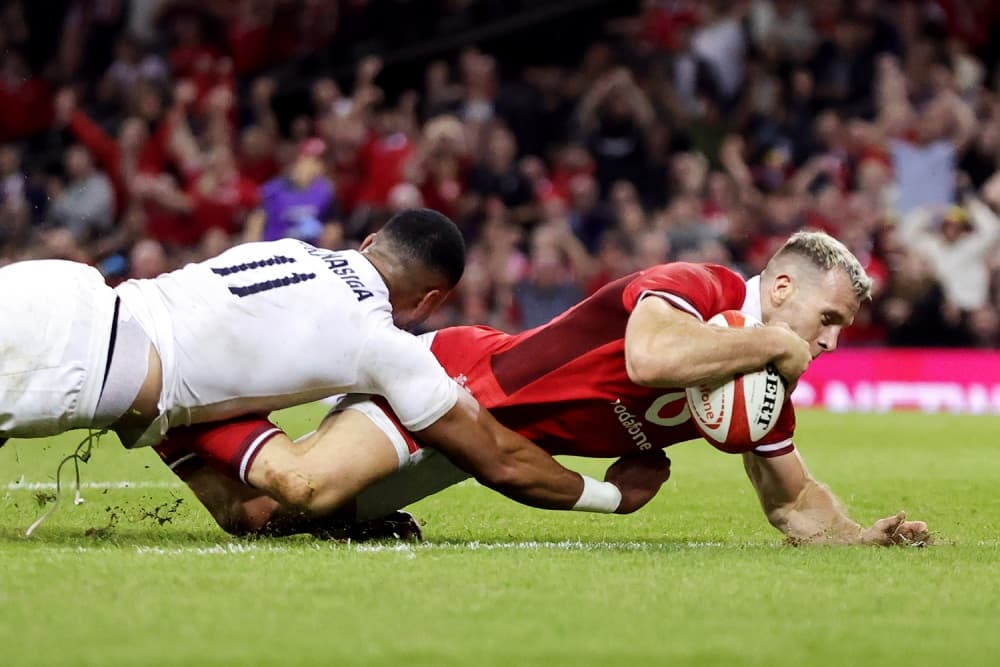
[300,243,375,301]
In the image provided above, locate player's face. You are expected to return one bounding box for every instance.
[768,268,860,358]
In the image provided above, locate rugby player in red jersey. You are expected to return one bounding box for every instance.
[157,231,929,546]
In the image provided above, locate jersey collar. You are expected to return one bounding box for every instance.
[742,275,763,321]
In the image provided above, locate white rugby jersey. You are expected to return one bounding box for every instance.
[115,239,458,447]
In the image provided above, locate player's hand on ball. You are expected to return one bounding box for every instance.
[860,511,931,546]
[768,323,812,386]
[605,451,671,514]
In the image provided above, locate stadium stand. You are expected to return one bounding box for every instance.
[0,0,997,346]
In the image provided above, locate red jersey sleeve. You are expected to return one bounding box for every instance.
[622,263,748,320]
[750,398,796,458]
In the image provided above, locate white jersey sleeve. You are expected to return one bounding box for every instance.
[359,327,459,431]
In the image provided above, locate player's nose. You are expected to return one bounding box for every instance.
[817,328,840,354]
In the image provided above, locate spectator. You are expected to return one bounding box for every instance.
[468,125,536,224]
[403,114,469,220]
[565,174,615,253]
[183,145,259,244]
[1,0,998,347]
[167,10,224,102]
[512,241,583,330]
[585,229,636,295]
[54,87,175,215]
[45,145,114,242]
[423,60,464,119]
[0,51,52,141]
[691,2,748,104]
[0,145,36,254]
[898,195,1000,312]
[749,0,819,63]
[462,206,528,329]
[575,68,655,193]
[663,193,718,259]
[348,60,417,212]
[244,138,340,248]
[97,34,168,109]
[653,10,721,119]
[386,182,426,214]
[879,56,977,216]
[128,238,169,279]
[238,125,279,186]
[810,10,881,114]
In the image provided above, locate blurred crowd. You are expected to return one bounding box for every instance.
[1,0,999,347]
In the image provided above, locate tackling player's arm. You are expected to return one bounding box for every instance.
[416,389,665,513]
[742,450,930,546]
[624,296,811,388]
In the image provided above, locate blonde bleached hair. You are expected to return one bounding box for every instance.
[766,231,873,301]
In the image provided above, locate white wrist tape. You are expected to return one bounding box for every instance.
[572,475,622,513]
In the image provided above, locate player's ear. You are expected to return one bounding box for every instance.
[359,233,377,251]
[770,273,795,307]
[413,288,447,319]
[417,288,448,315]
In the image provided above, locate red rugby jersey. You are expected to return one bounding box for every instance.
[430,263,796,458]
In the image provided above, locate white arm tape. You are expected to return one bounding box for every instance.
[572,475,622,513]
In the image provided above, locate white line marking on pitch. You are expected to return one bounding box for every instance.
[29,540,997,555]
[4,480,182,491]
[124,541,728,556]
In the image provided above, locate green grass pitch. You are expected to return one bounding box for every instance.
[1,406,998,666]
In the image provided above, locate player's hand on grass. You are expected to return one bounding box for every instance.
[767,323,812,387]
[605,451,671,514]
[860,511,930,547]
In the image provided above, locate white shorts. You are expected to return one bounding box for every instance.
[326,394,471,521]
[0,260,117,438]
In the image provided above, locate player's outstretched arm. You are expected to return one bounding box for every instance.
[742,450,930,546]
[418,390,646,513]
[624,297,812,388]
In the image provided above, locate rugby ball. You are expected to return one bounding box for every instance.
[684,311,785,452]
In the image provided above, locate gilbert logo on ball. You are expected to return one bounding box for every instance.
[684,311,786,452]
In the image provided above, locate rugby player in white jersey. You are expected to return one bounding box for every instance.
[0,209,660,516]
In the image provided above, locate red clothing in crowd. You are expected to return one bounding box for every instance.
[355,132,414,207]
[68,110,175,213]
[227,19,270,76]
[144,196,194,248]
[0,76,52,141]
[935,0,1000,51]
[418,159,470,220]
[185,172,260,240]
[639,4,699,52]
[331,157,365,215]
[549,162,597,202]
[239,154,280,186]
[169,44,224,95]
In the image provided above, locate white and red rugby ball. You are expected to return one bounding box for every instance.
[684,311,786,453]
